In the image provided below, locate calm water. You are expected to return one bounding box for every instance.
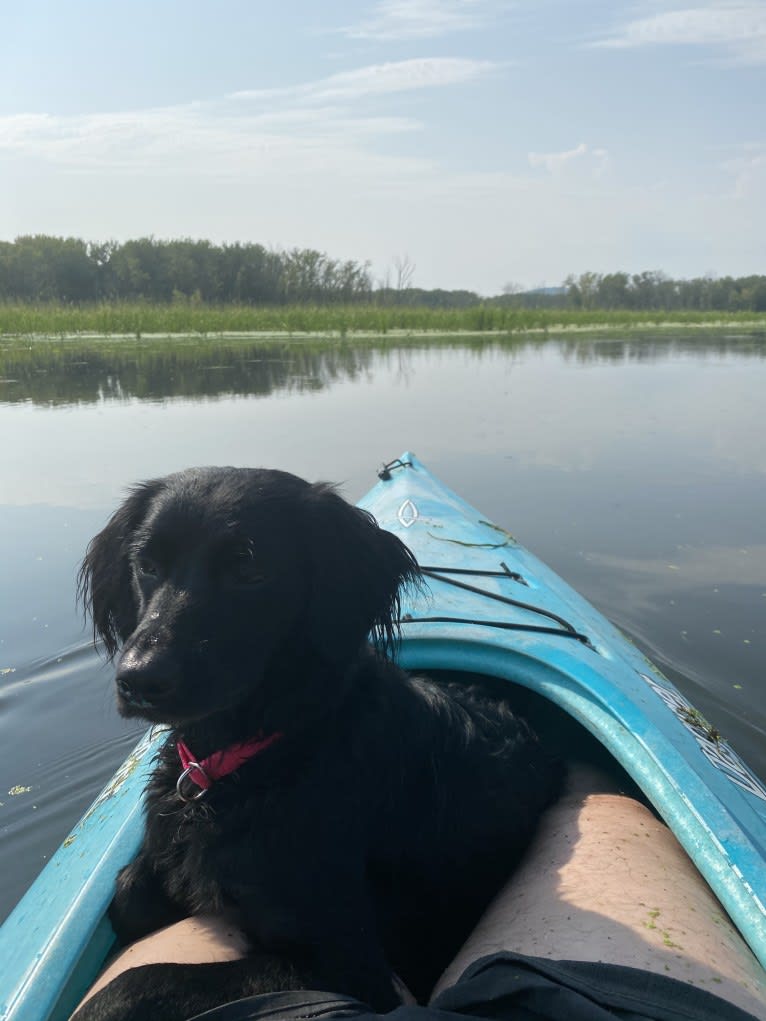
[1,331,765,921]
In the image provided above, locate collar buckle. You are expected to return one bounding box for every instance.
[176,762,210,802]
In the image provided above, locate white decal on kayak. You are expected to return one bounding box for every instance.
[639,673,766,803]
[397,499,419,528]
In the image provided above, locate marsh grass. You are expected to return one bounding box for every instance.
[2,302,765,338]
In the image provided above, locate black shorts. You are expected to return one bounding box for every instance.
[187,952,761,1021]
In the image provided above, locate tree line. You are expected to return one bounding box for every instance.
[562,270,766,313]
[1,235,764,312]
[0,236,373,305]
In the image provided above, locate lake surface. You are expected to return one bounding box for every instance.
[1,330,765,922]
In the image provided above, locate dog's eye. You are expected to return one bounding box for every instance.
[136,556,160,580]
[225,548,265,588]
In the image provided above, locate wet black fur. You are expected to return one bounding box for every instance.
[74,467,563,1020]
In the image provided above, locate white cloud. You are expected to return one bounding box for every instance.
[0,59,499,178]
[529,141,587,173]
[528,142,610,178]
[229,58,499,104]
[0,102,428,177]
[720,142,766,196]
[341,0,502,41]
[595,3,766,65]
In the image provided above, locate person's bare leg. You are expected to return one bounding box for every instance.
[432,765,766,1018]
[72,915,415,1017]
[72,914,249,1015]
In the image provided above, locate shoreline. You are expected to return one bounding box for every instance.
[3,319,765,343]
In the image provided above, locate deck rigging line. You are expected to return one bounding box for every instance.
[402,565,594,648]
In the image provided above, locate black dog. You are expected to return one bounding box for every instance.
[75,467,563,1020]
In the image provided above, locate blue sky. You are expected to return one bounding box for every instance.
[2,0,764,293]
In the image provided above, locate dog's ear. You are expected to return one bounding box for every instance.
[78,480,164,659]
[302,484,420,664]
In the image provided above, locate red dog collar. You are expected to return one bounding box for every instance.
[176,733,283,802]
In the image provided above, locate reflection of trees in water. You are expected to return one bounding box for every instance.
[556,332,766,365]
[0,340,386,406]
[0,335,523,406]
[1,332,764,406]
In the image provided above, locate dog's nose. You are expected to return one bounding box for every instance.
[115,643,179,710]
[116,676,144,706]
[115,673,155,709]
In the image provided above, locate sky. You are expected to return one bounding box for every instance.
[2,0,765,293]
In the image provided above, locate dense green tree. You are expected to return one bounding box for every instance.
[0,235,98,301]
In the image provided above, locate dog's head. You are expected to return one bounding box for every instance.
[79,467,419,726]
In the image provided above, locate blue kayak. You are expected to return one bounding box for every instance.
[2,452,765,1021]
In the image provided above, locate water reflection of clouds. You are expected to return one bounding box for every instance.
[583,546,766,590]
[503,347,766,477]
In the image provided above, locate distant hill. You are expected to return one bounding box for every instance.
[524,286,568,297]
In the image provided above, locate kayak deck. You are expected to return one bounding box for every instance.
[359,454,766,969]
